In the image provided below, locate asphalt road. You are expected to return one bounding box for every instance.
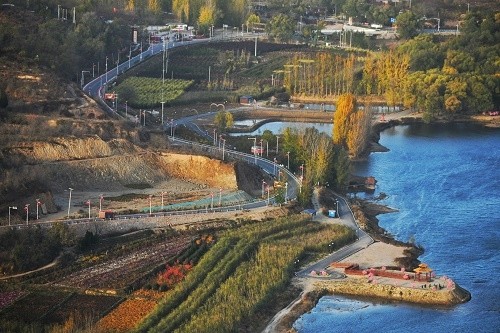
[295,189,373,279]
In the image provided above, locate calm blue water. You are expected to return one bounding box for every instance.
[230,121,333,136]
[294,123,500,333]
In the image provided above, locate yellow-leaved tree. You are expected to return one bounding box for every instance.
[333,93,356,148]
[334,93,372,158]
[198,2,216,33]
[346,106,372,158]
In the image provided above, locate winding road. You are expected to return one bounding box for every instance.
[17,34,373,276]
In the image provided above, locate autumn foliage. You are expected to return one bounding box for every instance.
[157,263,193,287]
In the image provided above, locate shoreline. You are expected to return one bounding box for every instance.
[264,110,482,332]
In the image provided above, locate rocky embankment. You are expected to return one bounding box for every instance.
[314,278,471,305]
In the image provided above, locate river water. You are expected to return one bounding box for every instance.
[293,123,500,333]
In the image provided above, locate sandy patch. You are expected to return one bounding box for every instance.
[340,241,408,269]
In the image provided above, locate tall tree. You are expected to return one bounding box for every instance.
[333,93,356,148]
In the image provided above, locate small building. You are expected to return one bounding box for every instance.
[98,210,114,219]
[239,95,254,105]
[328,210,337,218]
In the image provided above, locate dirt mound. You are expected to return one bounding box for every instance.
[159,153,237,189]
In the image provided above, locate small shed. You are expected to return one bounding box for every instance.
[98,210,115,219]
[328,210,336,218]
[239,95,254,105]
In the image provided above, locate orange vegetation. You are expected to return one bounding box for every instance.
[97,290,162,332]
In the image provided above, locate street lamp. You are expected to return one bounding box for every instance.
[125,101,128,119]
[219,188,222,206]
[161,191,166,210]
[24,204,29,225]
[210,192,214,209]
[99,194,104,211]
[287,151,290,169]
[300,164,304,180]
[149,195,153,215]
[262,180,266,198]
[81,70,90,88]
[248,137,257,164]
[8,206,17,226]
[260,139,263,157]
[221,137,226,161]
[276,136,280,154]
[267,185,270,205]
[86,200,91,219]
[36,198,41,220]
[285,182,288,203]
[67,187,73,218]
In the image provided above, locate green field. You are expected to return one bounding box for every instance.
[115,76,194,108]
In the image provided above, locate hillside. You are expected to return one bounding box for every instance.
[0,19,258,224]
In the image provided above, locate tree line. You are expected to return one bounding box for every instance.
[281,11,498,120]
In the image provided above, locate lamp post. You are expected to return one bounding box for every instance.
[86,200,91,219]
[300,164,304,180]
[213,129,217,146]
[221,137,226,160]
[219,188,222,206]
[105,56,108,83]
[273,157,278,176]
[266,185,270,205]
[36,198,41,220]
[8,206,17,226]
[125,101,128,119]
[81,70,90,88]
[287,151,290,169]
[149,195,153,215]
[211,192,214,209]
[24,204,29,225]
[99,194,103,211]
[262,180,266,198]
[260,139,263,156]
[160,191,166,211]
[285,182,288,203]
[248,137,257,164]
[67,187,73,218]
[276,136,280,154]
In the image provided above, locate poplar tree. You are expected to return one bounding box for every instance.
[333,93,356,148]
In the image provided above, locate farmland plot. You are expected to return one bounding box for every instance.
[53,235,192,291]
[0,291,71,323]
[116,77,194,109]
[42,293,123,324]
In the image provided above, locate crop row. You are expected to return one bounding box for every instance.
[53,235,192,290]
[0,291,26,311]
[135,216,354,332]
